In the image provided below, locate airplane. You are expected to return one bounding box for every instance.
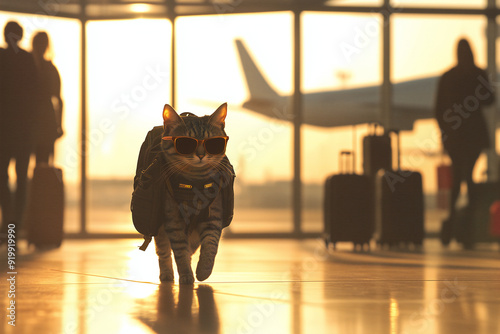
[235,38,440,131]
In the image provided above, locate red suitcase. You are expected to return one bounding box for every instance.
[25,165,65,248]
[489,200,500,237]
[437,164,453,210]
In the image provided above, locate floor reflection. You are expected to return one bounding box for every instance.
[136,284,220,334]
[3,239,499,334]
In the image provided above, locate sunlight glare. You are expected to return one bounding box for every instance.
[390,298,400,334]
[118,319,155,334]
[130,3,151,13]
[124,245,159,298]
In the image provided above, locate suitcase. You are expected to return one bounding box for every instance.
[324,151,373,250]
[490,200,500,238]
[362,124,392,177]
[25,165,65,248]
[375,170,425,247]
[375,131,425,247]
[437,163,453,210]
[455,182,500,247]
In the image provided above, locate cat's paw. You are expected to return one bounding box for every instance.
[179,274,195,285]
[196,264,214,282]
[196,255,215,281]
[159,272,174,282]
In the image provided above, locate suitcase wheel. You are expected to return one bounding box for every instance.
[324,237,330,249]
[352,242,370,252]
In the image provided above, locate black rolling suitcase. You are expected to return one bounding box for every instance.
[324,151,373,250]
[363,124,392,177]
[25,164,65,248]
[375,131,424,248]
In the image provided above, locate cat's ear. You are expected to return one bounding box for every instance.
[163,104,182,125]
[209,103,227,126]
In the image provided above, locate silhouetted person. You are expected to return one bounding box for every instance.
[0,21,37,239]
[435,38,495,246]
[32,31,63,165]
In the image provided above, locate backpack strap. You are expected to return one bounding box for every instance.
[139,236,153,251]
[219,158,236,228]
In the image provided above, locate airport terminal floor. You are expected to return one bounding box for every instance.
[1,237,500,334]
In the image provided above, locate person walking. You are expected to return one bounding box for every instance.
[435,38,495,246]
[0,21,38,240]
[31,31,64,165]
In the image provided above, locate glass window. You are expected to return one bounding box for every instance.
[301,12,382,233]
[176,12,294,233]
[393,0,486,8]
[0,13,81,233]
[324,0,383,6]
[86,19,171,233]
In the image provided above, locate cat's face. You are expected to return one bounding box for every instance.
[161,103,228,172]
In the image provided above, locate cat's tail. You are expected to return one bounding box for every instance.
[235,39,287,115]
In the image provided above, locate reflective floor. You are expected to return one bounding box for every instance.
[1,238,500,334]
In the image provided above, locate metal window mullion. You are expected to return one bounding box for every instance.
[293,8,303,236]
[382,0,392,133]
[80,2,88,234]
[167,0,176,108]
[487,0,498,181]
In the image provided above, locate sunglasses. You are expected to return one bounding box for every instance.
[162,136,229,155]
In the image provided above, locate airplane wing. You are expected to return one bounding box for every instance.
[235,39,437,131]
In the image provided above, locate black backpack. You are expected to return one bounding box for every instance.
[130,126,164,250]
[131,126,235,251]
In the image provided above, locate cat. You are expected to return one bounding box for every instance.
[154,103,233,284]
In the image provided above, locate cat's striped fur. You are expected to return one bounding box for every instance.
[154,103,229,284]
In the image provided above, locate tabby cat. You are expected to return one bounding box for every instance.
[155,103,232,284]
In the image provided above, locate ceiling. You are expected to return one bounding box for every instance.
[1,0,495,20]
[0,0,362,20]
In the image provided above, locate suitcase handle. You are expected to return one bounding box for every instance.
[370,123,384,136]
[391,130,401,171]
[339,151,355,174]
[339,124,358,175]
